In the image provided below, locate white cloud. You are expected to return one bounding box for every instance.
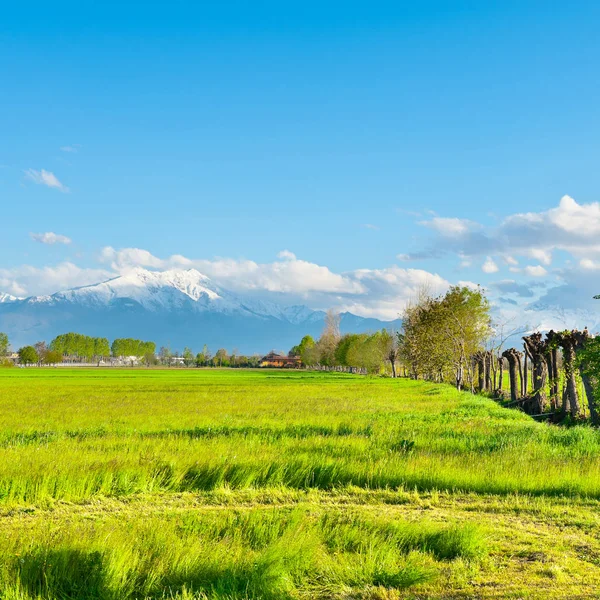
[580,259,597,270]
[0,263,111,297]
[30,232,72,245]
[523,265,547,277]
[482,257,499,274]
[421,217,474,237]
[362,223,380,231]
[24,169,69,192]
[527,248,552,266]
[101,247,364,296]
[510,265,548,277]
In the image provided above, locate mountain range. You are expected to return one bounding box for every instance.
[0,268,400,353]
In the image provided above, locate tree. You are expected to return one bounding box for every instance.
[143,351,158,367]
[400,289,452,382]
[380,329,399,377]
[159,346,172,366]
[438,286,491,391]
[399,285,491,389]
[0,332,9,356]
[111,338,155,358]
[294,335,316,365]
[34,341,48,366]
[50,333,112,362]
[576,330,600,425]
[182,347,194,367]
[43,350,63,365]
[214,348,229,367]
[18,346,39,365]
[316,310,341,366]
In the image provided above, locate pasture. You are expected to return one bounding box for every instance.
[0,368,599,599]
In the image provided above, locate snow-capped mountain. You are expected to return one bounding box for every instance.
[0,268,399,353]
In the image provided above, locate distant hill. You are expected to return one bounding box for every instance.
[0,268,401,353]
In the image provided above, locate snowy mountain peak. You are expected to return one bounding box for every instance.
[48,267,223,310]
[115,268,219,301]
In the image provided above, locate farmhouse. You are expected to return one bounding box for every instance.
[259,352,302,368]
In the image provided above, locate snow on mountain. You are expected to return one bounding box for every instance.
[41,268,234,312]
[0,293,20,304]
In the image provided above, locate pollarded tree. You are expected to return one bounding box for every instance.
[523,333,548,414]
[573,329,599,425]
[381,329,399,378]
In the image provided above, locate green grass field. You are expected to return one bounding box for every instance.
[1,368,600,599]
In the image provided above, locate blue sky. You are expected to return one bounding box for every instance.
[3,1,600,324]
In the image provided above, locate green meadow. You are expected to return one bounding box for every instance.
[1,368,600,599]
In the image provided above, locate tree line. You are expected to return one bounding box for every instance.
[396,285,600,425]
[498,329,600,425]
[0,332,157,366]
[287,286,489,380]
[289,311,399,375]
[156,345,263,368]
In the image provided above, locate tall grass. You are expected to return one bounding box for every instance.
[0,507,483,599]
[0,370,599,504]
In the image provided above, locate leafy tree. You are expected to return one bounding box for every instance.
[18,346,39,365]
[111,338,155,358]
[43,350,63,365]
[214,348,229,367]
[334,333,363,366]
[49,333,111,362]
[0,332,9,356]
[143,351,158,367]
[182,347,194,367]
[290,335,316,364]
[248,354,261,368]
[399,285,491,389]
